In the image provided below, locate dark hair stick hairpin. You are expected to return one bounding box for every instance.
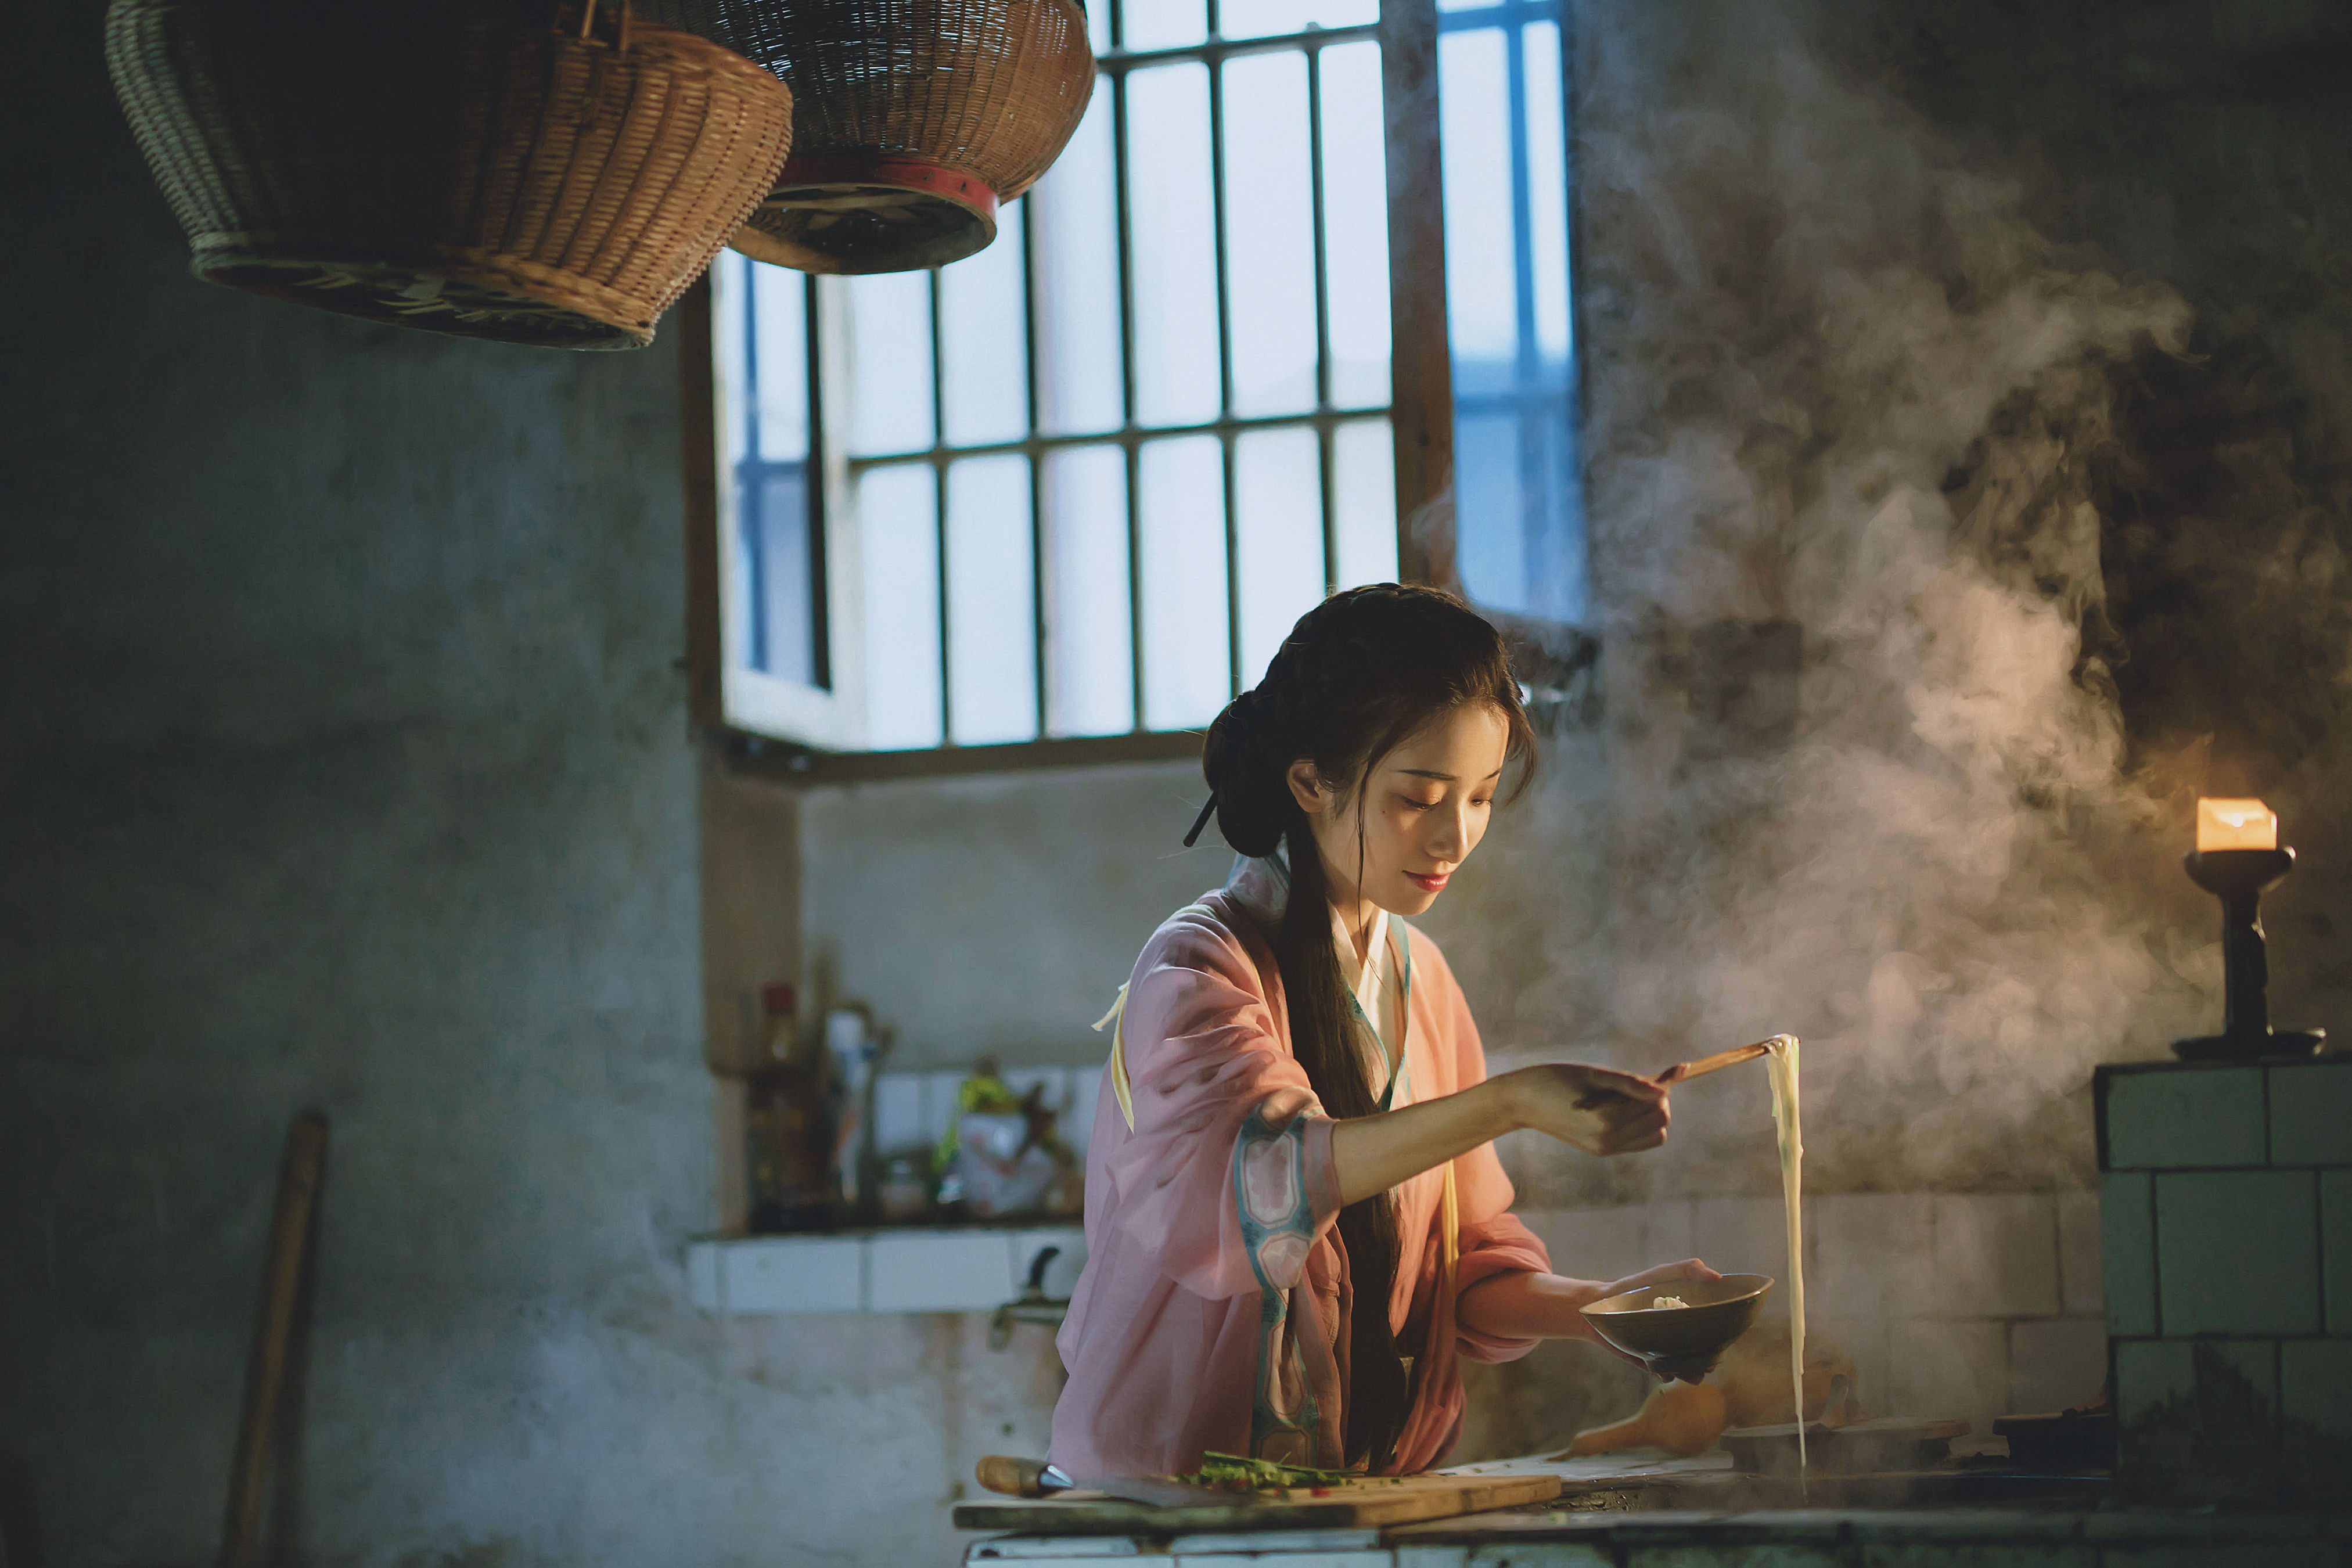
[1182,793,1218,848]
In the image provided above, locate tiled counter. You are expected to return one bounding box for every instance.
[687,1226,1085,1314]
[2096,1055,2352,1505]
[966,1508,2352,1568]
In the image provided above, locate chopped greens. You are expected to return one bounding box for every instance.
[1179,1452,1397,1493]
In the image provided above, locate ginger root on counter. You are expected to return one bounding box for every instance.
[1554,1378,1728,1459]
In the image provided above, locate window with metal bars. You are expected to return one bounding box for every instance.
[695,0,1580,770]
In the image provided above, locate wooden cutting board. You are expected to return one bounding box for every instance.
[954,1472,1562,1534]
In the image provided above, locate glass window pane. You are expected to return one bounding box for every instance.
[1443,13,1587,625]
[750,263,809,461]
[1035,87,1125,435]
[717,255,753,661]
[861,465,944,749]
[1320,41,1390,409]
[1127,64,1221,427]
[1121,0,1203,49]
[1222,1,1378,40]
[1438,28,1516,364]
[1523,404,1585,623]
[945,456,1040,745]
[1233,429,1324,687]
[1223,52,1317,418]
[744,462,817,684]
[845,271,935,456]
[1138,435,1229,728]
[1332,416,1398,589]
[1452,409,1524,612]
[941,200,1031,448]
[1045,445,1135,736]
[720,254,821,685]
[1524,22,1572,364]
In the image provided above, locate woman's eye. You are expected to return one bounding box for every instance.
[1398,796,1440,811]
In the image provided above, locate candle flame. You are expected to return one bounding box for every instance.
[2197,797,2278,853]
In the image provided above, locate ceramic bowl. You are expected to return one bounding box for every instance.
[1579,1272,1774,1382]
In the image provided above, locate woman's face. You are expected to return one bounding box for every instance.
[1289,702,1512,920]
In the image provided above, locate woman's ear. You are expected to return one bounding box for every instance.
[1285,760,1327,815]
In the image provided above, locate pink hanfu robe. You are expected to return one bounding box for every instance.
[1051,867,1551,1477]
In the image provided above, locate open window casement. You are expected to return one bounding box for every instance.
[709,258,870,751]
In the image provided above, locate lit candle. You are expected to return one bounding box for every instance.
[2197,797,2279,853]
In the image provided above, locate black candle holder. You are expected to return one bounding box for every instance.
[2171,847,2327,1062]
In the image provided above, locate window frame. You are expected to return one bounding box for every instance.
[682,0,1586,783]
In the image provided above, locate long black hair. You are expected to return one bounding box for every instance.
[1197,584,1536,1469]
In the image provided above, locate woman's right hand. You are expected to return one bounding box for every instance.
[1502,1063,1670,1156]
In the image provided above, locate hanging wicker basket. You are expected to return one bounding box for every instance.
[105,0,794,349]
[646,0,1095,274]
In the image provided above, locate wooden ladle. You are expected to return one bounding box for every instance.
[1654,1035,1788,1087]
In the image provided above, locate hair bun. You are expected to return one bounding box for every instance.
[1200,687,1288,857]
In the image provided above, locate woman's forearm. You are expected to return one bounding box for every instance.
[1456,1269,1599,1339]
[1328,1076,1524,1207]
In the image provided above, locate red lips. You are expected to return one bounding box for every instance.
[1407,871,1451,893]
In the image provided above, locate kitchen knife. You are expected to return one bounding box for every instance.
[975,1455,1234,1509]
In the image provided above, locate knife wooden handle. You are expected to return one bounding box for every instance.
[977,1455,1052,1498]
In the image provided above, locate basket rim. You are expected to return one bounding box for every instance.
[191,239,663,346]
[771,152,998,221]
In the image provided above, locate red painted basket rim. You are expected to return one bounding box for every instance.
[770,152,999,221]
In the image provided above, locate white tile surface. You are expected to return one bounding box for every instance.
[1814,1315,1890,1418]
[1689,1196,1789,1280]
[869,1229,1016,1311]
[725,1236,864,1314]
[1011,1227,1088,1298]
[1639,1199,1696,1267]
[1932,1194,2059,1318]
[872,1071,929,1154]
[922,1070,970,1145]
[2056,1188,2103,1314]
[686,1238,722,1310]
[1520,1206,1644,1285]
[1170,1532,1379,1555]
[1886,1317,2008,1432]
[1810,1193,1935,1320]
[970,1541,1143,1561]
[1177,1554,1390,1568]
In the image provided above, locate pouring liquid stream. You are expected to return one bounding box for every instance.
[1761,1034,1806,1488]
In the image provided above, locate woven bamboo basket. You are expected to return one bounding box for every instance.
[645,0,1095,274]
[105,0,794,349]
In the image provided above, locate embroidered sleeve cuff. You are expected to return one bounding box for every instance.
[1233,1096,1339,1293]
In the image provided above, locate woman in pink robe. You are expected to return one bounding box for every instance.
[1053,587,1716,1477]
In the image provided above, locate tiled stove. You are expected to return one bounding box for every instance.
[2097,1055,2352,1504]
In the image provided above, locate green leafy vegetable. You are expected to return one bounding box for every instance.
[1178,1452,1387,1492]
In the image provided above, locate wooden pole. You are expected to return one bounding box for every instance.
[1380,0,1458,591]
[218,1112,327,1568]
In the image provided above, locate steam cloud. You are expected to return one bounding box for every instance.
[1448,0,2348,1197]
